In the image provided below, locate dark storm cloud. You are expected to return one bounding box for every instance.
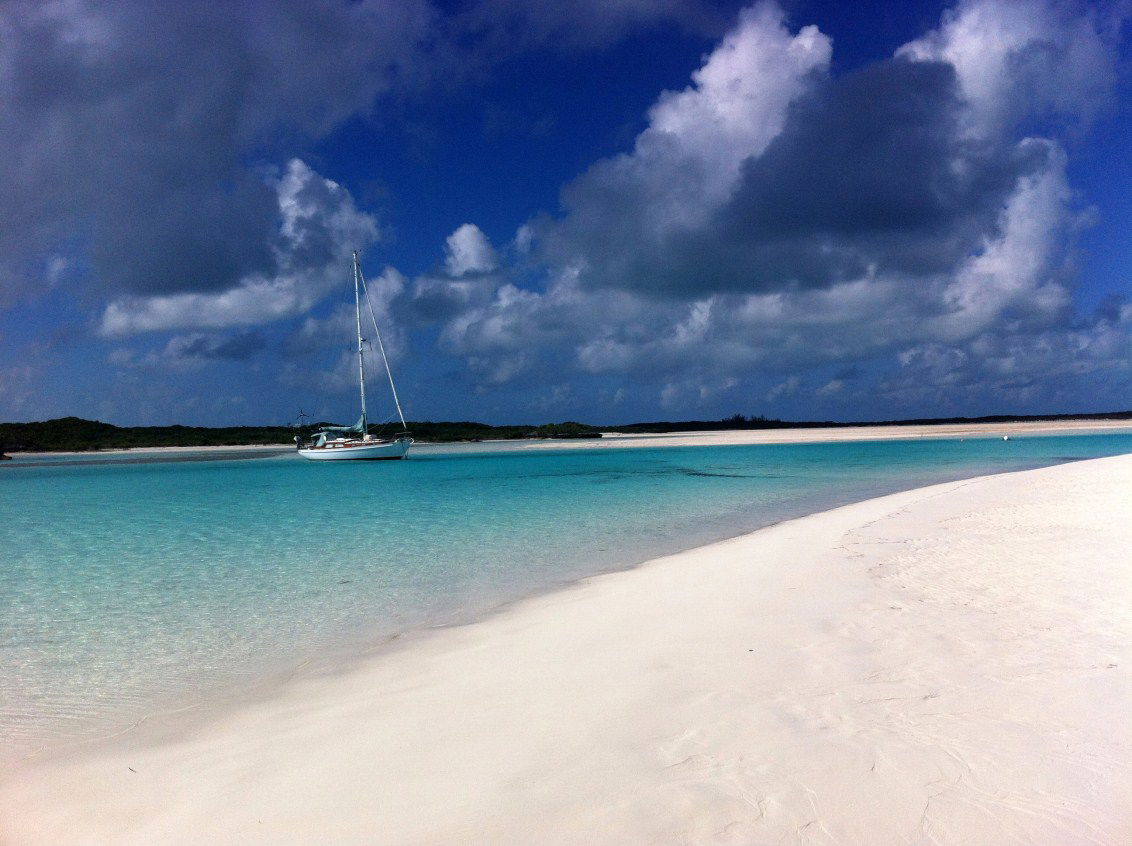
[710,59,1043,283]
[0,0,737,311]
[90,178,279,296]
[558,56,1049,297]
[747,62,1008,234]
[0,0,437,304]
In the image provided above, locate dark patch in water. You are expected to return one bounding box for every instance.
[3,450,292,469]
[679,469,755,478]
[492,466,789,484]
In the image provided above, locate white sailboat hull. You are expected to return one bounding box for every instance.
[298,437,412,461]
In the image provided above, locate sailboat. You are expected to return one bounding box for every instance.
[297,251,413,461]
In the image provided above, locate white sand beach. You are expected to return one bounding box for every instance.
[2,454,1129,844]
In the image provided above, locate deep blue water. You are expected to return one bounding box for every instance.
[2,432,1130,753]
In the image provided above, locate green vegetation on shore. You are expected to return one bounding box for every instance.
[609,410,1132,432]
[0,418,298,452]
[0,417,604,452]
[0,412,1128,453]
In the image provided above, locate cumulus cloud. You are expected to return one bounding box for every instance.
[428,0,1130,412]
[280,349,360,398]
[929,140,1073,341]
[1,0,711,311]
[535,2,831,294]
[0,363,39,418]
[0,0,437,307]
[444,224,498,277]
[707,58,1040,291]
[533,2,1102,299]
[99,160,378,335]
[885,306,1132,413]
[283,266,407,360]
[408,225,506,322]
[897,0,1122,135]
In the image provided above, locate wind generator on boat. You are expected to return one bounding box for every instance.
[297,251,413,461]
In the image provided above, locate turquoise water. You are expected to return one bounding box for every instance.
[3,433,1130,754]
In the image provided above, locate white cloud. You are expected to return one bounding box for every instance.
[538,2,831,289]
[532,382,572,412]
[284,267,407,361]
[699,377,738,401]
[46,256,68,286]
[444,224,498,276]
[930,139,1071,342]
[897,0,1119,137]
[408,226,507,321]
[644,3,831,204]
[886,311,1132,412]
[513,224,534,254]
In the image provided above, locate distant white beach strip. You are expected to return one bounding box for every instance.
[2,454,1129,843]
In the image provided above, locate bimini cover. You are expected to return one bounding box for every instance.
[317,414,366,436]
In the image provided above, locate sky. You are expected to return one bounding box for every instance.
[1,0,1130,426]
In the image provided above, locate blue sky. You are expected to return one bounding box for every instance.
[1,0,1129,426]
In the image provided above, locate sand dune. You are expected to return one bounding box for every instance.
[2,455,1129,844]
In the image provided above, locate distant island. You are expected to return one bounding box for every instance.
[0,418,604,452]
[0,411,1129,453]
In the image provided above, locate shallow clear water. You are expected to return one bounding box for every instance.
[2,432,1130,753]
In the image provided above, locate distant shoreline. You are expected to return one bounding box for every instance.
[8,417,1132,458]
[2,411,1129,454]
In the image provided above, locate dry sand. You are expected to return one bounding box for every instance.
[2,455,1129,844]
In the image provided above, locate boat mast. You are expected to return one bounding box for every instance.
[373,314,407,433]
[353,250,368,436]
[356,257,408,433]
